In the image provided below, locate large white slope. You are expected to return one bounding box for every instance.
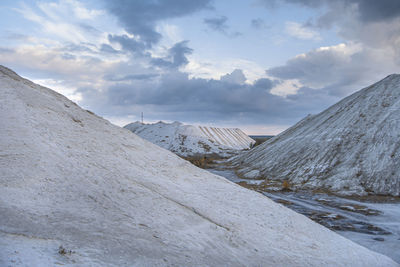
[232,74,400,196]
[124,121,255,157]
[0,66,397,266]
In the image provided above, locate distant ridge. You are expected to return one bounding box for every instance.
[124,121,255,157]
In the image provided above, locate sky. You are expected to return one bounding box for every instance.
[1,0,399,134]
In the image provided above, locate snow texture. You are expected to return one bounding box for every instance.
[232,74,400,196]
[124,121,255,157]
[0,65,397,266]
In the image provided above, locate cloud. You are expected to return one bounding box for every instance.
[15,1,105,44]
[267,42,398,97]
[0,45,114,79]
[259,0,400,49]
[151,40,193,69]
[108,34,194,69]
[261,0,400,50]
[105,0,212,46]
[100,43,121,54]
[285,21,321,40]
[268,43,362,87]
[220,69,247,84]
[251,18,268,29]
[104,73,159,81]
[260,0,400,23]
[61,42,96,53]
[337,17,400,64]
[281,0,400,23]
[270,79,302,96]
[204,16,242,37]
[108,34,147,55]
[259,0,400,99]
[204,16,228,32]
[353,0,400,23]
[75,69,339,128]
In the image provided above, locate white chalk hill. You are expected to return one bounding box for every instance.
[0,66,396,266]
[233,74,400,196]
[124,121,255,157]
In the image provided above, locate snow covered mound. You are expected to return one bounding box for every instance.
[0,65,397,266]
[232,74,400,196]
[124,121,255,157]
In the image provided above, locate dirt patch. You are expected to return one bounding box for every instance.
[235,179,293,193]
[182,154,227,168]
[197,141,212,152]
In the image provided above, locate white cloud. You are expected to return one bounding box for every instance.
[220,69,247,84]
[14,1,111,45]
[285,21,321,41]
[315,42,362,55]
[269,41,399,98]
[184,56,266,83]
[270,79,302,96]
[36,0,104,21]
[32,78,82,102]
[0,45,116,77]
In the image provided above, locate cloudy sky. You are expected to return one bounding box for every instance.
[1,0,399,134]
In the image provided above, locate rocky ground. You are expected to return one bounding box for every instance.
[206,162,400,263]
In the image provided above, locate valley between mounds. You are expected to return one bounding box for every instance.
[184,155,400,263]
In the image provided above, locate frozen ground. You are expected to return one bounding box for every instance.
[208,168,400,263]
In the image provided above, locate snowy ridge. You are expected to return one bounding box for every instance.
[0,65,396,266]
[198,126,253,149]
[232,74,400,196]
[124,121,255,157]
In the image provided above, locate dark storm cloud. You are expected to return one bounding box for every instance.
[75,69,338,125]
[354,0,400,22]
[261,0,400,24]
[105,71,277,115]
[151,40,193,69]
[105,0,212,46]
[104,73,159,81]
